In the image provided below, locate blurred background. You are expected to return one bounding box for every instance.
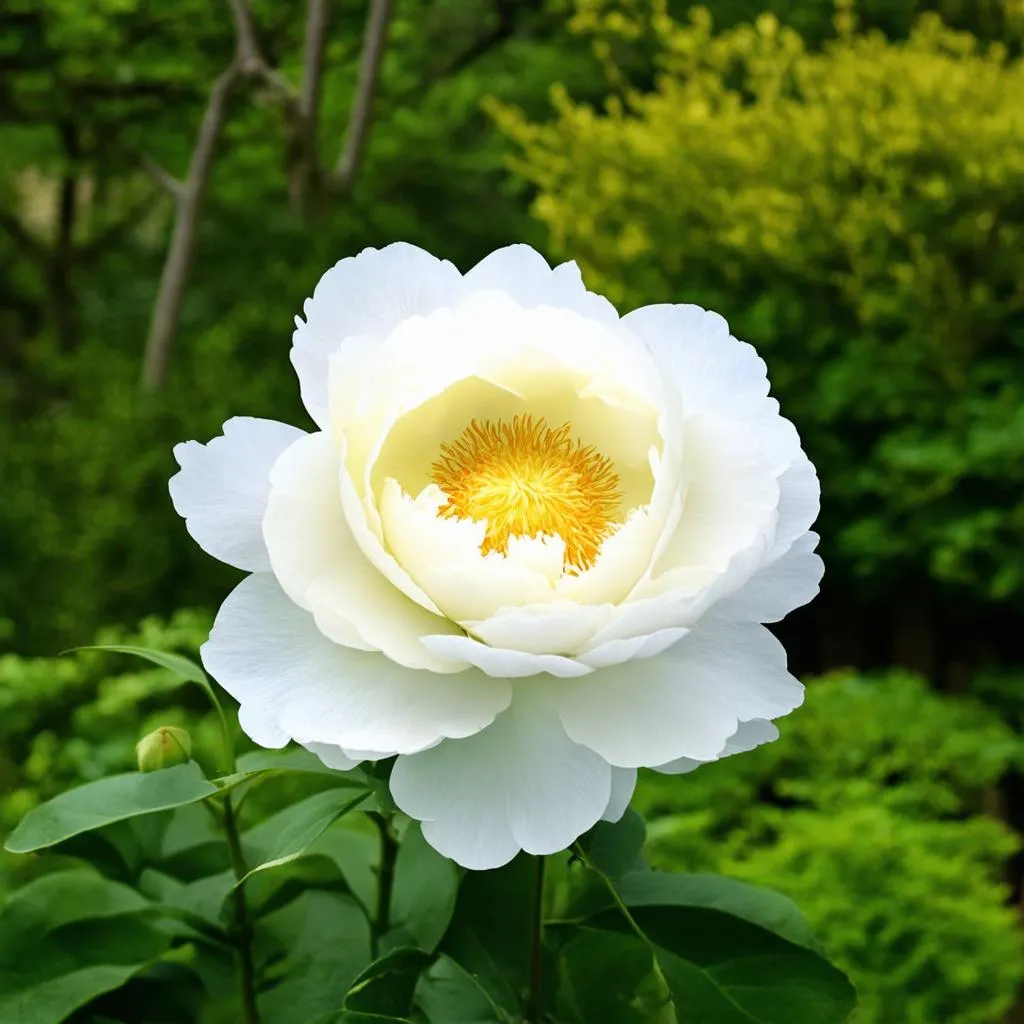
[1,0,1023,1019]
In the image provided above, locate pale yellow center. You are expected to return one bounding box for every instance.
[430,414,621,572]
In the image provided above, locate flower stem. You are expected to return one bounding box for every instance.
[526,854,546,1023]
[573,843,648,947]
[370,811,398,957]
[223,794,260,1024]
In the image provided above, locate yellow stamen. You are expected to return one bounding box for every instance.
[430,414,621,572]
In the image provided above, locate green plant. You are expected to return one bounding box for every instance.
[493,4,1024,606]
[636,671,1024,1024]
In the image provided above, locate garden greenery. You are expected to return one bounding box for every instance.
[491,1,1024,604]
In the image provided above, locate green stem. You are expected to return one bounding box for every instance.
[223,794,260,1024]
[526,854,546,1024]
[370,811,398,957]
[573,843,649,948]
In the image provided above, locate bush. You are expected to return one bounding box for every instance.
[0,609,217,833]
[492,4,1024,606]
[636,671,1024,1023]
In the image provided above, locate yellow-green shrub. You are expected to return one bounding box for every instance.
[492,4,1024,601]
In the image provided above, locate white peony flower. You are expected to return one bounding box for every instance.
[170,243,822,870]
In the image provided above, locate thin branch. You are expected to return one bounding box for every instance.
[333,0,393,192]
[300,0,329,136]
[288,0,330,209]
[141,65,239,390]
[141,156,186,200]
[227,0,262,68]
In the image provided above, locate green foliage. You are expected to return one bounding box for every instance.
[0,0,604,654]
[1,720,854,1024]
[0,611,216,835]
[494,4,1024,605]
[636,671,1024,1024]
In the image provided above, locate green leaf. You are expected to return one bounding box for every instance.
[613,872,817,950]
[70,643,208,684]
[241,788,371,882]
[440,854,535,1015]
[416,955,516,1023]
[344,947,432,1016]
[576,871,856,1023]
[558,929,674,1024]
[388,823,459,952]
[258,891,373,1024]
[5,763,219,853]
[0,870,148,940]
[579,810,647,879]
[0,871,175,1024]
[0,964,156,1024]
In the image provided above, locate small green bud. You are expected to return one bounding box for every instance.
[136,726,192,773]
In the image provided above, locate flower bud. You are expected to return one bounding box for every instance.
[136,726,192,773]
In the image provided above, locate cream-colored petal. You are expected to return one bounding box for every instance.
[420,634,594,679]
[264,432,464,672]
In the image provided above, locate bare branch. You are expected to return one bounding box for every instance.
[141,156,187,200]
[141,65,240,391]
[333,0,393,192]
[300,0,330,128]
[226,0,262,69]
[287,0,331,209]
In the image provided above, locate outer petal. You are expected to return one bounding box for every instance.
[624,303,800,475]
[653,719,780,775]
[301,742,361,771]
[713,532,824,624]
[169,417,305,572]
[264,432,464,672]
[462,244,620,324]
[602,768,637,823]
[201,573,511,755]
[292,243,463,427]
[547,619,803,768]
[389,684,611,870]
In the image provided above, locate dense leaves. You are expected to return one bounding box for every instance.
[495,2,1024,610]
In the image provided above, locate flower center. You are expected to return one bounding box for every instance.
[430,414,621,572]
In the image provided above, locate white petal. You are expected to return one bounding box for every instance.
[602,767,637,823]
[624,303,801,475]
[713,532,824,624]
[769,457,821,563]
[650,413,779,578]
[389,684,611,870]
[578,627,689,669]
[462,245,619,324]
[421,634,593,679]
[301,742,361,771]
[379,481,559,622]
[201,574,511,755]
[264,432,464,672]
[292,243,462,427]
[548,619,803,768]
[653,718,780,775]
[466,602,617,656]
[169,417,305,572]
